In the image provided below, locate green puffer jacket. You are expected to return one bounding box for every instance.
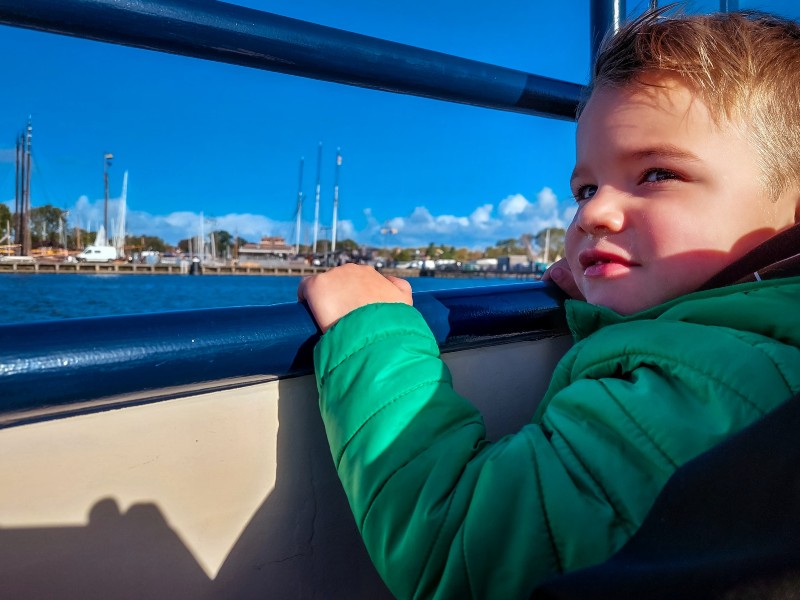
[314,277,800,600]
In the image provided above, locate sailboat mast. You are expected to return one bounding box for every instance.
[22,118,32,256]
[103,152,113,244]
[115,171,128,257]
[14,133,21,250]
[332,148,341,253]
[200,212,205,261]
[59,213,66,257]
[312,142,321,254]
[295,157,304,256]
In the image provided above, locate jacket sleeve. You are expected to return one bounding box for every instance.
[313,301,793,599]
[315,303,628,599]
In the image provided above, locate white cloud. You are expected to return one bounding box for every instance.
[65,196,289,244]
[58,186,575,250]
[537,187,559,213]
[498,193,529,217]
[470,204,494,227]
[367,187,575,249]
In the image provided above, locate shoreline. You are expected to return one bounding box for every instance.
[0,261,325,276]
[0,261,540,279]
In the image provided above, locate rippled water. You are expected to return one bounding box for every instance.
[0,273,519,325]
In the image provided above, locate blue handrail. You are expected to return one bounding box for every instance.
[0,282,567,428]
[0,0,583,120]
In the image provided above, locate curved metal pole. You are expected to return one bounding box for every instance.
[0,0,583,121]
[590,0,626,71]
[0,282,567,426]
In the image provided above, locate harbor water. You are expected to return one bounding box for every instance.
[0,273,524,325]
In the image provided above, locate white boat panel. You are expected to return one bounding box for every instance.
[445,335,574,440]
[0,334,571,598]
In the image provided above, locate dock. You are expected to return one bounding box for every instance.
[0,261,326,276]
[0,261,541,279]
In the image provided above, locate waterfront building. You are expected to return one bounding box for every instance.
[238,236,296,266]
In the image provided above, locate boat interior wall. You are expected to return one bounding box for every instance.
[444,336,575,440]
[0,282,569,429]
[0,324,571,599]
[0,375,395,598]
[0,0,583,119]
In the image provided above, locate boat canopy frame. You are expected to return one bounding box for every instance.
[0,0,588,119]
[0,1,740,120]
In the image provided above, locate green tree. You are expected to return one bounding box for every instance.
[71,229,95,250]
[213,230,235,257]
[338,238,359,252]
[126,235,168,253]
[29,205,67,248]
[394,248,416,261]
[453,247,479,262]
[0,204,11,241]
[484,237,524,258]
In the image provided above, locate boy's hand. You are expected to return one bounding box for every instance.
[297,263,413,333]
[542,258,585,300]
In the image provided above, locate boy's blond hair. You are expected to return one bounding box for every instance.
[586,8,800,199]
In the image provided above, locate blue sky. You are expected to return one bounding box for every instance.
[0,0,797,250]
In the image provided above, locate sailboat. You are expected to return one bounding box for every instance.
[112,171,128,259]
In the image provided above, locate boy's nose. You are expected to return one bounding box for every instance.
[575,187,625,236]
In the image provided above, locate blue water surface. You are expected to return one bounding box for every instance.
[0,273,521,324]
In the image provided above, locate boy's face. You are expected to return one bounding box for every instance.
[566,75,798,314]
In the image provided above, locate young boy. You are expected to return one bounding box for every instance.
[297,9,800,599]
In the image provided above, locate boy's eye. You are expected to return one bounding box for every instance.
[573,185,597,201]
[641,168,678,184]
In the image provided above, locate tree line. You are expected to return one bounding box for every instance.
[1,203,564,261]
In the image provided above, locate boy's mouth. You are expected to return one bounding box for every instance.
[579,249,637,277]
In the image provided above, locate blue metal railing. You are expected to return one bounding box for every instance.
[0,283,568,427]
[591,0,626,68]
[0,0,584,120]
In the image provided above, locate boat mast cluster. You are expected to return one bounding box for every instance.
[298,142,343,258]
[13,118,33,257]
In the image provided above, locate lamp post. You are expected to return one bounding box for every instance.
[103,152,113,244]
[380,225,398,267]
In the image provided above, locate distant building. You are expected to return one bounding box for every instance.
[472,257,499,271]
[497,254,532,272]
[238,236,295,265]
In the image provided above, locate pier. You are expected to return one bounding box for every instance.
[0,261,541,279]
[0,261,326,276]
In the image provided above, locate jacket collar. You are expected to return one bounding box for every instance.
[566,276,800,342]
[698,223,800,290]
